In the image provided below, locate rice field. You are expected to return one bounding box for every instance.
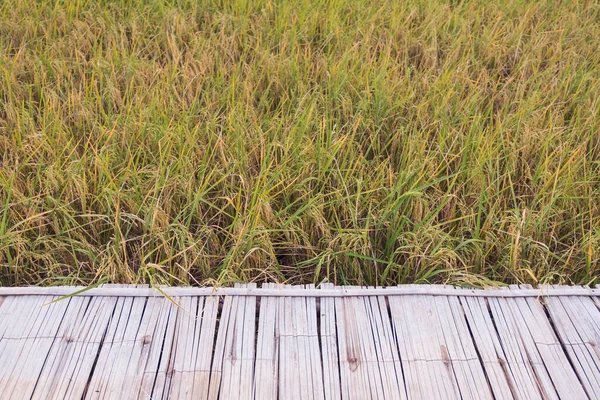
[1,0,599,287]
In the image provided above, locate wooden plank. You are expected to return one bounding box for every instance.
[278,285,295,399]
[388,292,461,399]
[386,294,420,400]
[192,294,219,398]
[487,293,549,400]
[0,296,17,339]
[351,286,409,399]
[305,284,325,400]
[254,283,279,399]
[366,290,406,399]
[168,296,200,399]
[64,296,118,399]
[0,296,33,381]
[511,285,588,399]
[0,296,50,388]
[84,292,129,398]
[485,285,587,400]
[30,296,115,399]
[1,296,71,400]
[207,293,233,400]
[544,287,600,397]
[291,283,326,400]
[274,283,325,399]
[135,296,179,399]
[85,296,138,398]
[116,296,172,400]
[294,285,312,399]
[208,283,256,399]
[335,293,370,398]
[100,296,148,399]
[31,296,91,399]
[1,283,598,400]
[349,289,384,399]
[282,283,324,400]
[277,287,288,399]
[0,296,61,398]
[391,293,436,399]
[220,293,242,400]
[593,287,600,310]
[278,284,302,399]
[239,283,257,399]
[432,289,494,400]
[100,283,154,399]
[459,295,520,399]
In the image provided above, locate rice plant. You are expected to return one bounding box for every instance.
[1,0,599,287]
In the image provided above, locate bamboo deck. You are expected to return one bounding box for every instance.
[0,284,599,399]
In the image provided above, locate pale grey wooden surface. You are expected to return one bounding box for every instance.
[254,283,278,399]
[0,284,598,399]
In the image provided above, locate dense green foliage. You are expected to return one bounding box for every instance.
[1,0,599,286]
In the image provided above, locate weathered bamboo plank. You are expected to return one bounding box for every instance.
[513,285,588,399]
[319,283,341,400]
[487,294,548,400]
[137,297,178,399]
[114,295,172,399]
[2,296,70,400]
[0,296,16,339]
[168,296,199,399]
[434,292,493,400]
[85,296,139,398]
[279,285,302,399]
[254,283,279,399]
[239,283,257,399]
[0,284,596,400]
[112,297,165,399]
[215,294,242,399]
[544,291,600,397]
[294,285,312,399]
[0,296,48,388]
[389,290,462,399]
[459,295,519,399]
[543,285,600,396]
[0,296,58,399]
[335,295,370,399]
[192,294,219,398]
[484,285,587,400]
[207,294,232,400]
[209,283,256,400]
[32,296,116,399]
[366,290,406,399]
[306,284,326,400]
[30,296,92,399]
